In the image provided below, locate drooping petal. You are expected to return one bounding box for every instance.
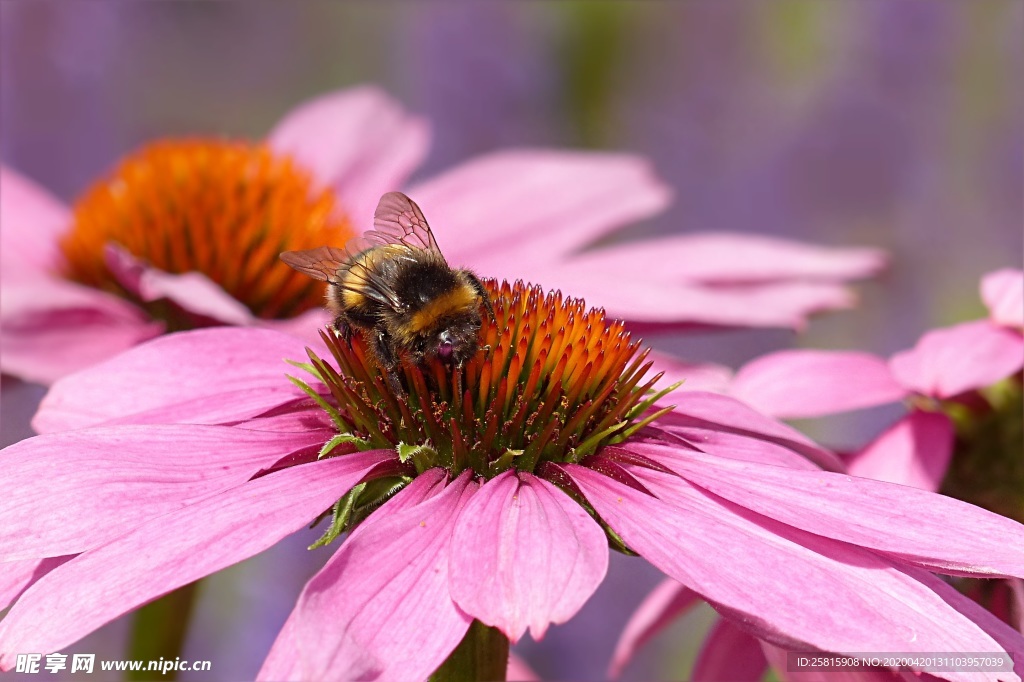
[498,264,858,329]
[908,567,1024,680]
[561,233,886,285]
[0,450,396,669]
[107,245,333,341]
[407,150,670,266]
[608,579,701,679]
[846,410,954,491]
[692,618,768,682]
[257,609,382,682]
[33,327,311,433]
[105,243,254,326]
[449,471,608,642]
[276,470,477,682]
[649,391,843,471]
[567,465,1019,682]
[649,349,733,395]
[637,440,1024,578]
[267,86,430,231]
[0,557,72,611]
[981,268,1024,330]
[0,276,162,385]
[730,350,907,419]
[0,165,70,277]
[889,320,1024,399]
[0,424,331,561]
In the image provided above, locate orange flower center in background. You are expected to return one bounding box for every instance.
[59,139,354,320]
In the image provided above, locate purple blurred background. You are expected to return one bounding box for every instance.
[2,2,1021,680]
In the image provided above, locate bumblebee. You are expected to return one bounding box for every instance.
[280,191,494,391]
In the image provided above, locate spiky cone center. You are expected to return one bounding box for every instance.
[59,139,354,325]
[304,279,669,480]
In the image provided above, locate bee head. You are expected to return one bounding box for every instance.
[412,312,482,368]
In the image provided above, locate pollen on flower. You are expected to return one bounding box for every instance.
[59,139,354,322]
[305,280,672,480]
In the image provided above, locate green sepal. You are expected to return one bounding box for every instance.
[309,483,365,550]
[604,521,638,556]
[625,380,683,421]
[319,432,372,458]
[571,421,627,461]
[346,476,413,528]
[610,405,676,445]
[286,358,323,382]
[397,442,437,473]
[488,449,524,477]
[286,374,346,432]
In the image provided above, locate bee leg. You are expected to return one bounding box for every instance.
[333,317,353,345]
[464,271,497,324]
[372,331,406,396]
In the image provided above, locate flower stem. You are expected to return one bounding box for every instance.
[126,581,200,681]
[430,620,509,682]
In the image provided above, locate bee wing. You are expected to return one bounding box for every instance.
[366,191,448,265]
[279,246,349,284]
[281,243,406,311]
[336,245,407,311]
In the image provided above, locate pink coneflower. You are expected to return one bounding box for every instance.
[2,278,1022,681]
[1,87,885,385]
[605,268,1023,681]
[727,268,1024,499]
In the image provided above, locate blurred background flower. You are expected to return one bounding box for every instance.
[1,2,1021,681]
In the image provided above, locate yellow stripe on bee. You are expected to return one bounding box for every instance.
[339,246,405,309]
[407,285,479,335]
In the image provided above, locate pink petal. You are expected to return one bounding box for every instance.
[449,471,608,642]
[0,424,331,561]
[258,308,333,346]
[106,248,329,344]
[909,567,1024,680]
[0,276,162,385]
[269,470,475,682]
[33,327,311,433]
[407,151,670,267]
[730,350,908,419]
[981,268,1024,330]
[889,320,1024,398]
[0,556,72,611]
[567,464,1018,682]
[562,233,886,284]
[258,610,381,682]
[608,579,701,679]
[692,618,768,682]
[506,652,540,682]
[0,450,396,669]
[105,244,254,326]
[847,411,954,491]
[0,165,69,277]
[498,265,857,328]
[649,349,733,395]
[267,86,429,231]
[637,439,1024,578]
[649,391,844,471]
